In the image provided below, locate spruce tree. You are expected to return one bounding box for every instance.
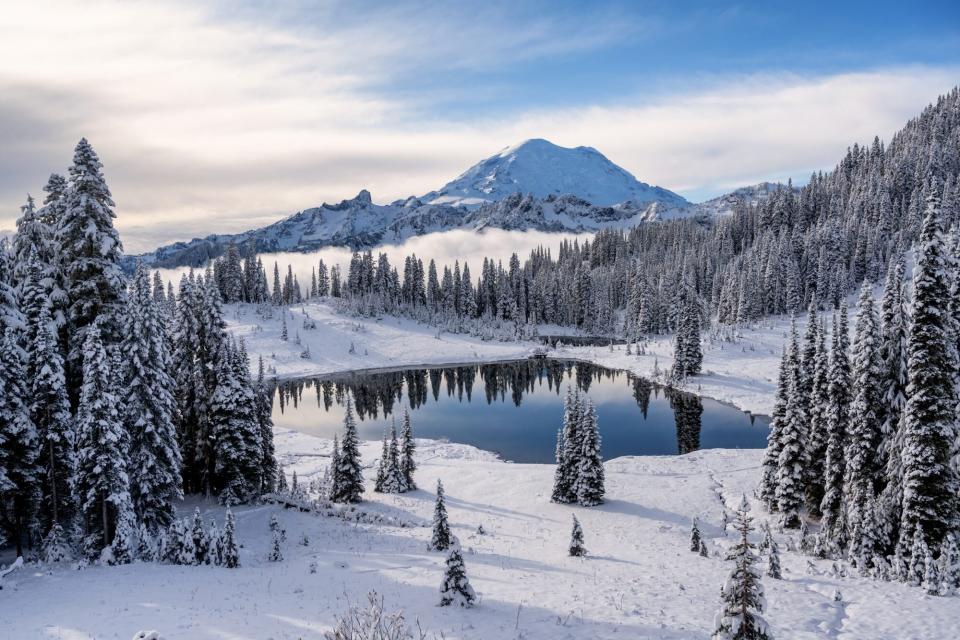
[691,517,702,552]
[766,539,782,580]
[191,507,208,565]
[898,189,960,556]
[775,320,808,528]
[255,356,277,494]
[328,435,341,500]
[383,423,404,494]
[821,308,851,544]
[0,328,42,556]
[908,525,928,587]
[56,139,126,394]
[74,322,130,555]
[374,432,389,493]
[712,496,771,640]
[221,508,239,568]
[24,284,74,530]
[575,399,605,507]
[439,542,476,608]
[552,387,582,504]
[268,514,283,562]
[939,534,960,596]
[804,313,829,516]
[759,349,790,510]
[550,425,567,503]
[211,340,260,503]
[109,505,137,565]
[399,410,416,491]
[569,514,586,557]
[429,479,453,551]
[330,397,363,503]
[123,263,182,531]
[845,283,883,561]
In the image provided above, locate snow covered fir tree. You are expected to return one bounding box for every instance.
[0,139,277,561]
[759,184,960,593]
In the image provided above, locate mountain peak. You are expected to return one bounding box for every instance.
[424,139,687,208]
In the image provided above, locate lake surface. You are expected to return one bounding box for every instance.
[272,360,769,463]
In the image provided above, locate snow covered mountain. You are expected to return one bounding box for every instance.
[422,138,687,208]
[131,141,779,270]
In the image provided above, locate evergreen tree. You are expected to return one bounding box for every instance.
[374,432,389,493]
[328,435,341,500]
[923,547,941,596]
[821,308,851,544]
[74,322,130,555]
[109,504,137,565]
[191,507,208,565]
[908,525,929,587]
[712,496,771,640]
[123,262,182,531]
[56,139,126,394]
[574,399,605,507]
[221,508,239,568]
[845,283,883,561]
[429,479,452,551]
[399,410,416,491]
[255,356,277,494]
[766,538,782,580]
[439,543,476,607]
[759,349,790,510]
[775,320,808,528]
[268,514,283,562]
[939,534,960,596]
[550,425,567,503]
[691,517,703,552]
[552,387,582,504]
[898,189,960,556]
[330,397,363,503]
[382,422,404,494]
[804,313,829,516]
[0,328,42,556]
[24,284,74,530]
[569,514,586,557]
[210,339,262,502]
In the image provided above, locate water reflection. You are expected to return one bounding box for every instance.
[272,360,769,463]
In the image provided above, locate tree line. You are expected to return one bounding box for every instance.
[0,139,276,562]
[759,188,960,593]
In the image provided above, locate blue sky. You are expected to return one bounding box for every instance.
[251,0,960,118]
[1,0,958,249]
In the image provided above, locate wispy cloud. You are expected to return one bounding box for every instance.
[0,1,955,252]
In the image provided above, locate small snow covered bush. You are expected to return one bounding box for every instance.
[325,592,423,640]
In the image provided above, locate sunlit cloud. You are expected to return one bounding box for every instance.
[0,1,956,252]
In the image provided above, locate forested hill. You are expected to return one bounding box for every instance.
[214,87,960,343]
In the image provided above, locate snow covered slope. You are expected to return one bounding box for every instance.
[422,138,688,208]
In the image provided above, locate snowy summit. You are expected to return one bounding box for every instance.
[423,138,688,208]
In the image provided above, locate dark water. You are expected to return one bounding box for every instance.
[272,360,769,463]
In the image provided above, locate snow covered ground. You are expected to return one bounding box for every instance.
[228,300,792,416]
[8,299,949,639]
[6,432,958,639]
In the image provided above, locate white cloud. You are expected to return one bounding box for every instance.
[0,1,956,252]
[156,228,593,291]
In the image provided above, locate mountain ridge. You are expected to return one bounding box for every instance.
[129,141,786,269]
